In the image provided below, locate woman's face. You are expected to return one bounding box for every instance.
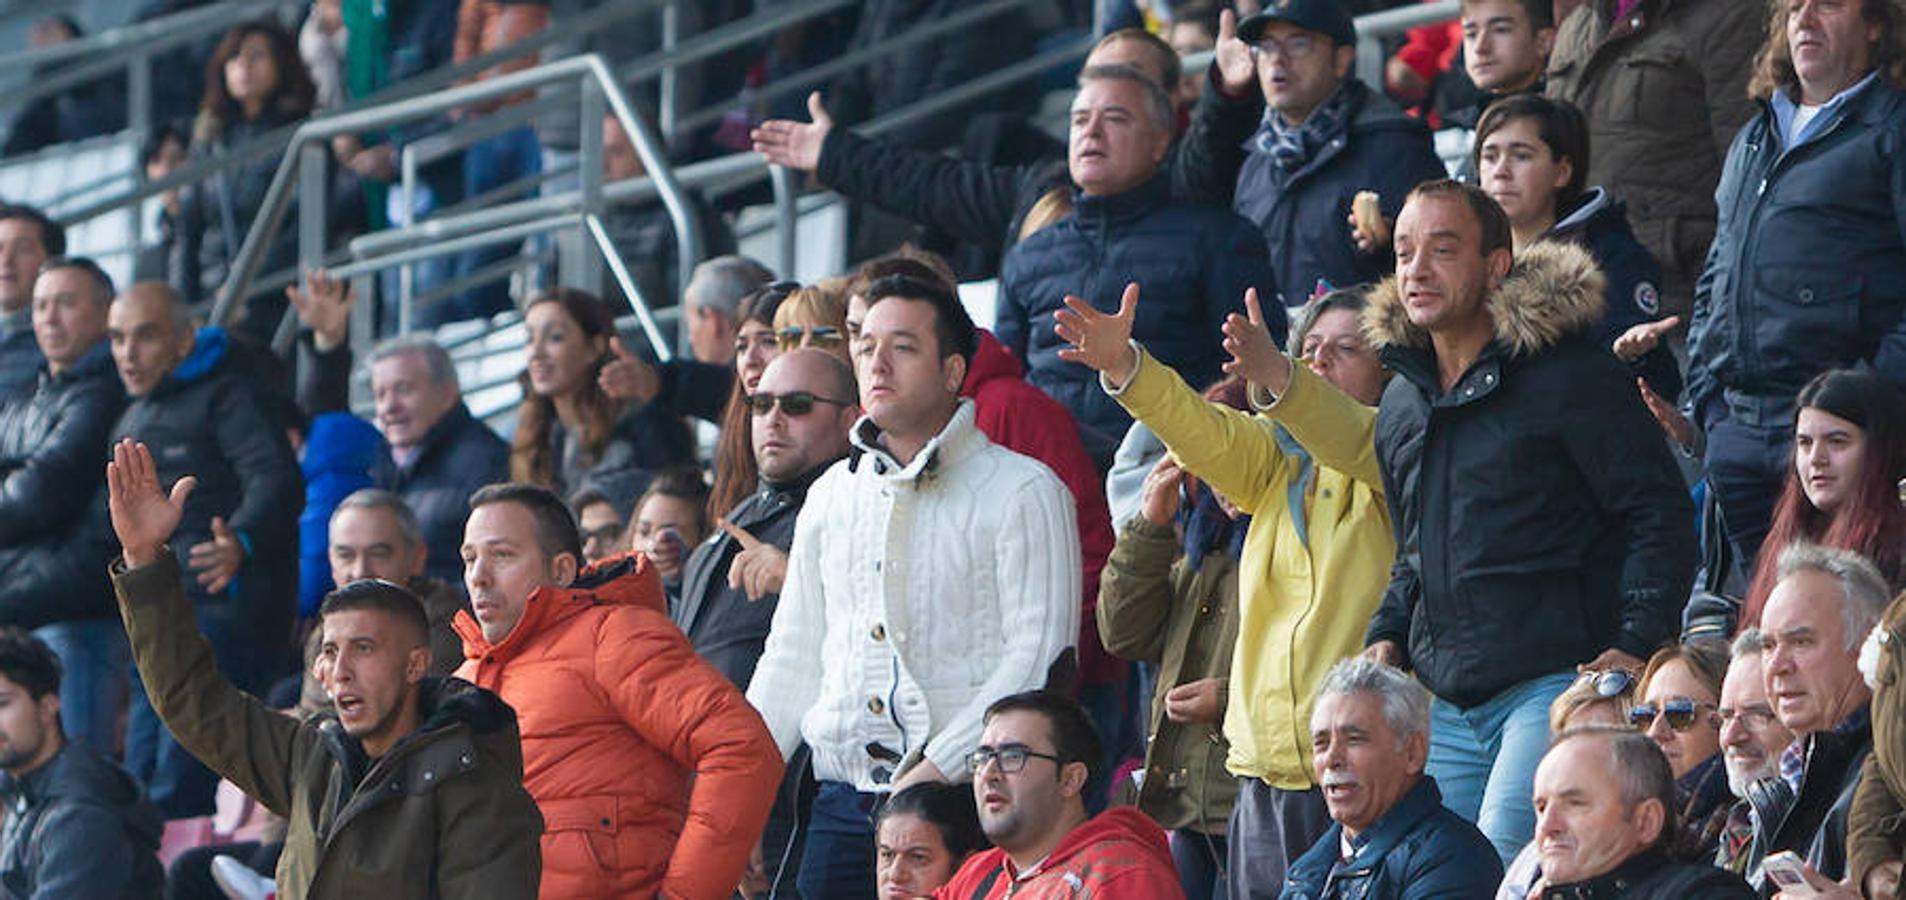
[630,493,703,582]
[525,301,606,399]
[1300,308,1386,406]
[735,320,781,394]
[1795,407,1867,515]
[224,33,281,109]
[1637,658,1722,780]
[1478,117,1571,230]
[876,813,961,900]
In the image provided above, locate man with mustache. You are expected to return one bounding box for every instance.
[1712,628,1796,877]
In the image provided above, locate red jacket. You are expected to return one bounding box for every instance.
[962,329,1121,686]
[934,807,1185,899]
[453,552,782,900]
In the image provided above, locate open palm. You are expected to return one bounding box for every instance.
[106,438,196,568]
[1053,282,1141,381]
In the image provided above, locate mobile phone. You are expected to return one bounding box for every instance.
[1761,851,1818,897]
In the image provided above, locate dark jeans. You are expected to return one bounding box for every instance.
[1705,413,1792,570]
[795,781,880,900]
[1171,828,1228,900]
[450,126,541,325]
[1226,779,1330,900]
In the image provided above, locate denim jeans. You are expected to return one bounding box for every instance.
[795,781,879,900]
[33,619,128,755]
[1226,779,1329,900]
[1171,829,1228,900]
[450,126,542,325]
[1427,670,1576,863]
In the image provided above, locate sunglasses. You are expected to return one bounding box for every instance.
[776,325,844,349]
[745,390,853,417]
[1576,669,1635,698]
[1629,697,1716,732]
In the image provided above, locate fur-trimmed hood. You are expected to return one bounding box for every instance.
[1362,240,1607,358]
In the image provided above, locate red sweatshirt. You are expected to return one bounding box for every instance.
[933,807,1185,900]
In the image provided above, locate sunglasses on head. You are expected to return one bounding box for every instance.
[745,390,852,417]
[1629,697,1714,732]
[776,325,844,349]
[1576,669,1635,698]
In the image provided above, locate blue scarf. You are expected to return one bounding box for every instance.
[1256,81,1357,172]
[1181,482,1249,571]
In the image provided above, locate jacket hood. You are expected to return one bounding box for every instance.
[415,675,516,737]
[302,411,385,478]
[961,329,1025,392]
[1548,187,1618,238]
[1042,806,1174,872]
[453,550,667,655]
[1363,239,1606,358]
[168,326,228,385]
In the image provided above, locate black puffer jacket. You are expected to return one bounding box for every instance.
[111,327,303,628]
[0,744,163,900]
[1362,242,1697,707]
[997,173,1280,464]
[1688,79,1906,420]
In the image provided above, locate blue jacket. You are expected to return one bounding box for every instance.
[1547,188,1683,401]
[1282,777,1501,900]
[0,315,43,407]
[997,173,1280,463]
[1688,77,1906,422]
[298,412,384,616]
[1229,80,1447,306]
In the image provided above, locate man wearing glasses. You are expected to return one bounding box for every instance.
[747,276,1081,900]
[1182,0,1446,310]
[1712,628,1795,876]
[938,691,1184,899]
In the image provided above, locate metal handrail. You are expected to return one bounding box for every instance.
[211,54,696,364]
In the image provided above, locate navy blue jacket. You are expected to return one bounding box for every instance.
[1282,777,1501,900]
[997,173,1280,464]
[1547,188,1683,401]
[1199,79,1447,306]
[376,403,509,591]
[0,315,43,407]
[1688,78,1906,421]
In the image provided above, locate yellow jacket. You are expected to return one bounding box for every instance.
[1110,351,1394,788]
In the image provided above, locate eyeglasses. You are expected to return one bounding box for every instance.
[1575,669,1635,698]
[1717,705,1779,730]
[970,743,1063,775]
[1629,697,1716,732]
[581,523,622,546]
[776,325,844,350]
[745,390,853,417]
[1249,33,1321,60]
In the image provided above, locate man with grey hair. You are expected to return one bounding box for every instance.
[1738,542,1888,890]
[328,488,469,674]
[594,255,776,424]
[1284,657,1503,898]
[1527,727,1754,897]
[1712,627,1796,876]
[683,255,772,367]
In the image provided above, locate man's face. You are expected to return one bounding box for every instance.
[845,293,871,343]
[1532,738,1659,884]
[602,115,645,182]
[107,292,192,398]
[1462,0,1552,92]
[329,505,427,588]
[1788,0,1880,103]
[1719,653,1795,797]
[371,350,459,451]
[854,298,963,443]
[314,608,425,754]
[462,502,575,644]
[1300,308,1385,405]
[1166,22,1217,103]
[1393,196,1507,335]
[1761,569,1871,735]
[751,351,856,483]
[1068,77,1171,197]
[1252,21,1353,124]
[31,268,108,374]
[973,709,1079,853]
[0,219,50,314]
[1311,691,1426,836]
[577,501,624,567]
[877,811,963,900]
[684,288,737,366]
[0,674,57,774]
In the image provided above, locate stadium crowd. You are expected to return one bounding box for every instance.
[0,0,1900,898]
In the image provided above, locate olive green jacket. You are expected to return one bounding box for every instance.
[113,552,543,900]
[1851,593,1906,897]
[1098,515,1241,832]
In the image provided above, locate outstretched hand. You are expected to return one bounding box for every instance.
[597,337,661,404]
[750,92,834,173]
[287,268,355,352]
[107,438,196,570]
[1220,287,1293,396]
[1053,282,1142,384]
[1214,9,1255,95]
[1636,377,1696,451]
[1612,315,1681,363]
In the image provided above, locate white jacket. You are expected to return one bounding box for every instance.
[746,400,1081,790]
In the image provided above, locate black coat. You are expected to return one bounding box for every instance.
[1540,850,1756,899]
[0,341,124,628]
[1362,242,1697,707]
[996,173,1280,464]
[375,404,509,591]
[170,112,304,312]
[0,317,44,408]
[1547,188,1684,402]
[1688,79,1906,421]
[675,466,831,690]
[0,744,163,900]
[1744,713,1871,894]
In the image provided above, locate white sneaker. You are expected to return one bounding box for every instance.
[210,854,276,900]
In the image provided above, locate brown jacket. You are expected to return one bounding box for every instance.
[1546,0,1765,317]
[1851,594,1906,897]
[113,552,543,900]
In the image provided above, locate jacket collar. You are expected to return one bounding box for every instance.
[0,743,74,812]
[1333,776,1447,871]
[1069,172,1171,229]
[1548,187,1616,239]
[1364,240,1605,395]
[40,338,115,387]
[148,326,228,398]
[1542,848,1674,899]
[847,398,984,483]
[409,401,482,467]
[758,455,835,507]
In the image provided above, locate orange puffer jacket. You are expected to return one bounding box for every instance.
[453,552,782,899]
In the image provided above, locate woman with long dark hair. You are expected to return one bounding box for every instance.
[511,288,695,496]
[170,22,317,335]
[706,282,795,522]
[1740,369,1906,627]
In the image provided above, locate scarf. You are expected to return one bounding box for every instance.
[1181,481,1248,571]
[1255,81,1358,172]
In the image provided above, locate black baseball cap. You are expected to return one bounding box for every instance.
[1238,0,1358,48]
